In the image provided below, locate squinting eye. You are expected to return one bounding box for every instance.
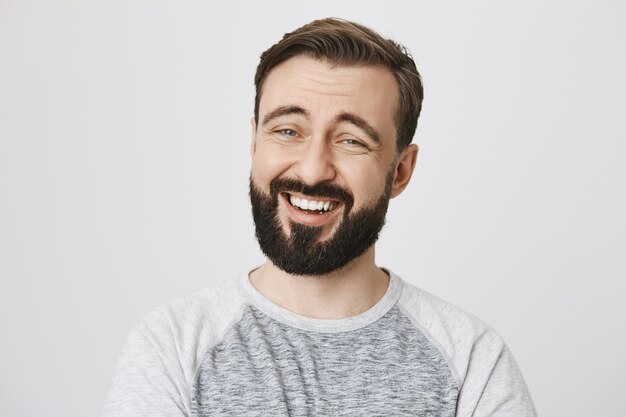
[342,138,365,147]
[278,129,297,137]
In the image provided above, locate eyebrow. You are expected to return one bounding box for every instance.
[262,105,309,126]
[334,112,381,144]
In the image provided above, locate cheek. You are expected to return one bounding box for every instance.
[339,162,390,208]
[251,146,290,186]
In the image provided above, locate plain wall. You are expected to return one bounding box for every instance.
[1,1,625,416]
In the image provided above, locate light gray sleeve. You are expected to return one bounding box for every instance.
[456,330,537,417]
[102,281,245,417]
[102,311,191,417]
[398,282,537,417]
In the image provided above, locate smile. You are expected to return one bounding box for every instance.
[286,193,339,214]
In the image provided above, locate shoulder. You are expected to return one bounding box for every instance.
[139,277,245,330]
[397,278,505,385]
[126,278,248,385]
[132,277,247,363]
[104,277,248,416]
[396,276,536,416]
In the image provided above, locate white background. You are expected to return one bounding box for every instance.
[1,1,625,416]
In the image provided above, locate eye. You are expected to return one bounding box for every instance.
[268,126,305,145]
[340,138,366,148]
[336,137,370,155]
[277,128,298,138]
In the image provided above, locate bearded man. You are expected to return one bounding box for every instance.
[104,18,536,417]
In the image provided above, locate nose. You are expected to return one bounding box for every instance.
[294,138,336,186]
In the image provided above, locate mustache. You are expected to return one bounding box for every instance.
[269,178,354,212]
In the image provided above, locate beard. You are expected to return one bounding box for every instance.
[249,169,394,276]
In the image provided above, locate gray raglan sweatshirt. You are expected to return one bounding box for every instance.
[103,270,536,416]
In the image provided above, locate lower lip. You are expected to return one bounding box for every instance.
[280,194,342,227]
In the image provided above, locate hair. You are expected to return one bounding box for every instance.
[254,18,424,152]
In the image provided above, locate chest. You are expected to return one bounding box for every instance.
[191,306,458,416]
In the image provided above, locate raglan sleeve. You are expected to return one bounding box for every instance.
[456,329,537,417]
[102,309,191,417]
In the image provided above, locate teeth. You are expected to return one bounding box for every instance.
[288,194,336,212]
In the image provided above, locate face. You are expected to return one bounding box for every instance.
[250,56,417,275]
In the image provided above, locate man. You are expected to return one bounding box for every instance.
[104,18,536,417]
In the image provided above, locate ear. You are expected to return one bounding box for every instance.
[250,117,257,156]
[390,144,418,198]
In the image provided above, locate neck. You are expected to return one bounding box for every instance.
[249,247,389,319]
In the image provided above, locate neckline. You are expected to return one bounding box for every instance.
[237,268,403,333]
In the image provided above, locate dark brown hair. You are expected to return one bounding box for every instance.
[254,18,424,151]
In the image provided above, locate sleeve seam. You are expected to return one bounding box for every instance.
[397,303,463,389]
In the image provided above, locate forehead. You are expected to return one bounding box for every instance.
[259,56,399,134]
